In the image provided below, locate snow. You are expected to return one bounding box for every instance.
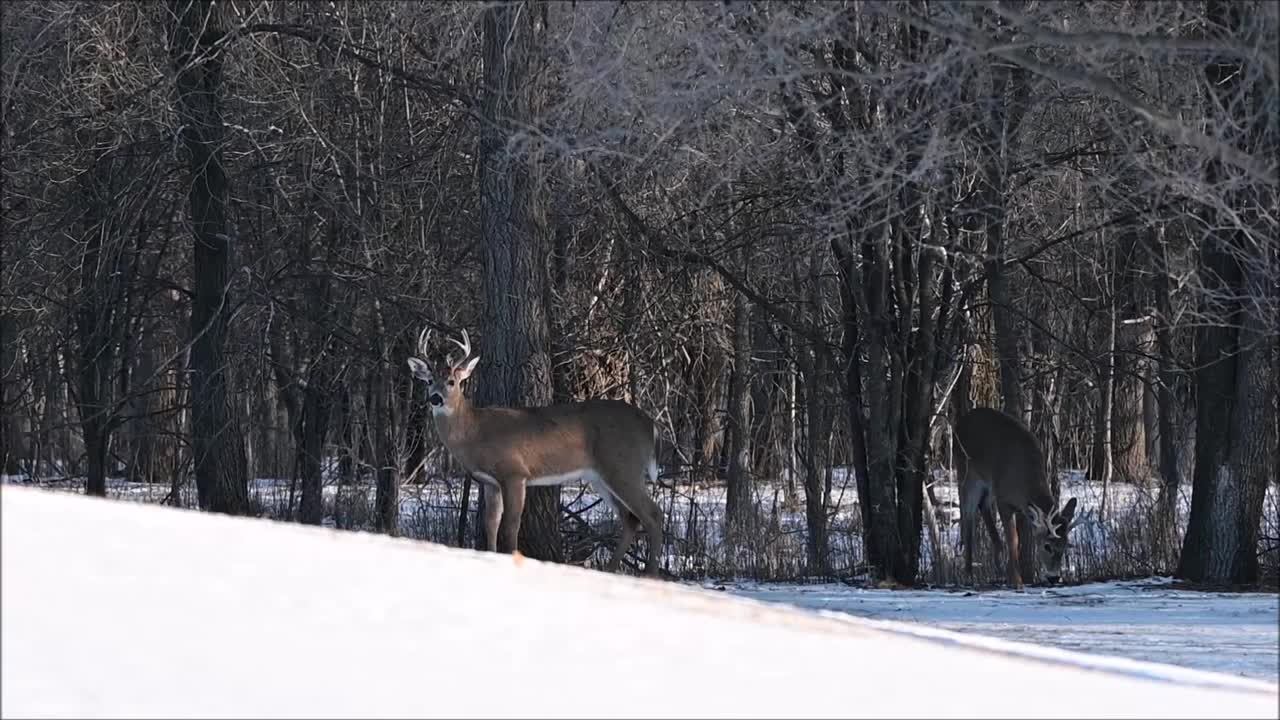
[6,466,1277,585]
[3,485,1278,719]
[714,579,1280,683]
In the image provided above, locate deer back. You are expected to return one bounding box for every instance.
[459,399,655,482]
[955,407,1054,513]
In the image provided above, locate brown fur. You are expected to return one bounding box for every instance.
[409,339,664,576]
[954,407,1078,590]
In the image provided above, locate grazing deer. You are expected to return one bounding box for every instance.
[406,326,665,576]
[954,407,1079,590]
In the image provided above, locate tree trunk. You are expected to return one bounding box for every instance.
[798,343,831,576]
[1112,214,1152,486]
[1152,223,1183,520]
[372,362,398,537]
[298,384,331,525]
[792,247,832,576]
[1096,294,1117,521]
[1177,0,1276,586]
[832,238,873,563]
[982,58,1030,421]
[725,281,754,531]
[171,0,248,515]
[897,234,939,586]
[336,386,355,486]
[1111,315,1153,486]
[0,309,26,475]
[477,0,560,563]
[73,251,114,498]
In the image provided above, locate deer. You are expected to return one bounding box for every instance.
[953,406,1080,590]
[406,326,666,577]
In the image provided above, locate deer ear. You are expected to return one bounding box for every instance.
[407,357,431,381]
[1060,496,1078,520]
[455,355,480,381]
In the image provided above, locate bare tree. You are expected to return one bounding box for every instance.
[1177,0,1277,586]
[476,0,560,562]
[170,0,249,514]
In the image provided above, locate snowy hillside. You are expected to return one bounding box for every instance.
[2,485,1276,719]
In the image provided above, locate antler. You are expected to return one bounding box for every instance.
[1025,505,1052,535]
[416,325,433,358]
[448,329,472,368]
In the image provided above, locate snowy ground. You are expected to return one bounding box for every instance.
[711,578,1280,683]
[3,485,1277,719]
[6,467,1277,584]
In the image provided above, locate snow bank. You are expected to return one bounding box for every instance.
[2,485,1276,719]
[723,580,1280,681]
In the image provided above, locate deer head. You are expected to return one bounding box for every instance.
[406,327,479,416]
[1024,497,1079,584]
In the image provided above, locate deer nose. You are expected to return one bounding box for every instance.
[429,393,444,406]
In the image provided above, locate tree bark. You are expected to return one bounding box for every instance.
[477,0,560,563]
[1177,0,1276,586]
[72,227,115,499]
[297,383,331,525]
[171,0,248,515]
[832,239,873,565]
[0,310,23,475]
[982,55,1030,420]
[725,277,754,531]
[1152,225,1184,520]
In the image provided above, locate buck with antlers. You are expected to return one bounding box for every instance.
[954,407,1080,590]
[406,326,666,576]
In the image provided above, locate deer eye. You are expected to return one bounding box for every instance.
[1043,543,1053,552]
[446,380,455,387]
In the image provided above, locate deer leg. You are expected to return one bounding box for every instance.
[980,497,1002,568]
[959,479,983,583]
[637,506,664,577]
[606,510,640,573]
[623,489,665,577]
[602,463,665,577]
[999,505,1024,591]
[482,483,504,553]
[961,513,975,579]
[498,478,527,554]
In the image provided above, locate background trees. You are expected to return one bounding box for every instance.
[2,0,1275,587]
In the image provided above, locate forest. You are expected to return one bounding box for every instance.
[2,0,1276,589]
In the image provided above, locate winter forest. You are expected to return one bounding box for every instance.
[1,0,1277,597]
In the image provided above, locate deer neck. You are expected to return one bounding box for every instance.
[1025,482,1056,517]
[432,395,479,452]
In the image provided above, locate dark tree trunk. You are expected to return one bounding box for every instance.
[858,225,905,583]
[297,384,331,525]
[798,343,831,576]
[1177,0,1276,586]
[70,148,124,499]
[0,309,21,474]
[980,43,1030,421]
[336,387,355,486]
[372,341,399,537]
[73,235,115,499]
[792,247,832,576]
[478,0,560,563]
[402,372,429,484]
[897,235,939,585]
[171,0,248,515]
[832,239,873,564]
